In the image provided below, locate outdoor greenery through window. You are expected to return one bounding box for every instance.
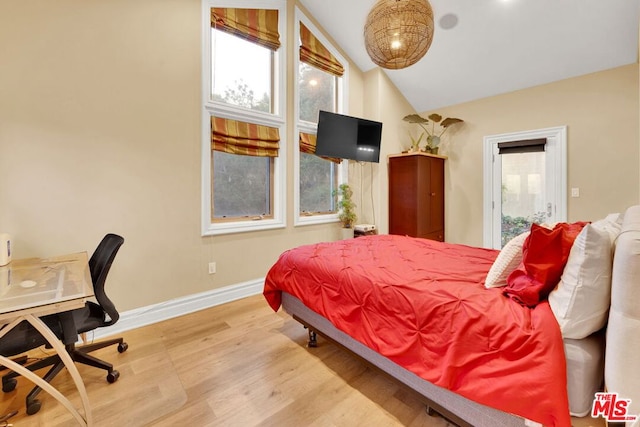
[501,212,547,247]
[500,151,547,246]
[299,153,337,214]
[211,28,275,220]
[211,29,272,113]
[212,151,272,219]
[297,21,342,217]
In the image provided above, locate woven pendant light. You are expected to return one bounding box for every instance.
[364,0,434,70]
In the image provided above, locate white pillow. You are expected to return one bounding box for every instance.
[549,222,613,339]
[484,231,529,288]
[593,213,623,246]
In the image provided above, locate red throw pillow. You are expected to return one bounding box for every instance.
[504,222,587,307]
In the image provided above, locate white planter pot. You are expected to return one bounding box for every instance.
[340,228,354,240]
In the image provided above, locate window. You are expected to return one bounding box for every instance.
[499,151,546,246]
[210,117,279,220]
[295,12,348,225]
[299,132,341,215]
[202,1,286,235]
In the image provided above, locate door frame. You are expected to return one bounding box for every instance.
[482,126,567,248]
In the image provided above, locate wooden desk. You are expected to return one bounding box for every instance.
[0,252,94,426]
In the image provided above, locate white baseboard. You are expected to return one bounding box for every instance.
[92,278,264,340]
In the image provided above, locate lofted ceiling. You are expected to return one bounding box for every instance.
[299,0,640,112]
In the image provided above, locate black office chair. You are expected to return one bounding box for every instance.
[0,233,128,415]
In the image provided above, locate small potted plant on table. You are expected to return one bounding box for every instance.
[334,183,357,239]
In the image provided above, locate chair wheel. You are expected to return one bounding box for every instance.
[26,399,41,415]
[117,342,128,353]
[2,378,17,393]
[107,370,120,383]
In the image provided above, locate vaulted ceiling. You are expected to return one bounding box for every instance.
[299,0,640,112]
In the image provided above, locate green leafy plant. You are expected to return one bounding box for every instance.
[403,113,463,152]
[333,183,357,228]
[501,212,547,247]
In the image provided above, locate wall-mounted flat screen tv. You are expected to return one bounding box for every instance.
[315,111,383,163]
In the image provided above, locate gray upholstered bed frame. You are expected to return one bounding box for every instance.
[280,204,640,427]
[282,292,526,427]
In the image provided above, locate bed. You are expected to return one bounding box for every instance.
[263,205,640,427]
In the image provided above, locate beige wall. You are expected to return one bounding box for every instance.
[0,0,410,312]
[358,69,415,233]
[421,64,640,246]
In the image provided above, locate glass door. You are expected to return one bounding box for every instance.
[483,127,567,249]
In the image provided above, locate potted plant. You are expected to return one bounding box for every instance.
[334,183,357,237]
[403,113,463,154]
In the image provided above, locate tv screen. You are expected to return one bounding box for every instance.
[315,111,382,163]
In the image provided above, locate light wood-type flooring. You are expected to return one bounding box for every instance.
[1,295,605,426]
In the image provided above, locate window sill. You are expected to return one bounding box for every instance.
[294,213,339,227]
[202,218,286,236]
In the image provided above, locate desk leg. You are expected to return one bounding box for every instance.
[0,314,92,426]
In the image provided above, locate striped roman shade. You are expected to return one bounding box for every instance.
[299,23,344,77]
[299,132,341,164]
[212,117,280,157]
[211,8,281,51]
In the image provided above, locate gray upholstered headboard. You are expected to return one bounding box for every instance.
[606,204,640,427]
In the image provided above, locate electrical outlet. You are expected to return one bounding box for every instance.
[208,262,216,274]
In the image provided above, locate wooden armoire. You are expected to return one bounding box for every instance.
[388,152,445,241]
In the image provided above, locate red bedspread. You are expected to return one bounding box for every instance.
[264,235,571,426]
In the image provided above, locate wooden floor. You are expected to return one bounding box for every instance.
[1,295,605,426]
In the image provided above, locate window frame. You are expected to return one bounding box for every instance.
[201,0,287,236]
[293,7,349,227]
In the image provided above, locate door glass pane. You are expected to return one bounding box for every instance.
[501,152,546,247]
